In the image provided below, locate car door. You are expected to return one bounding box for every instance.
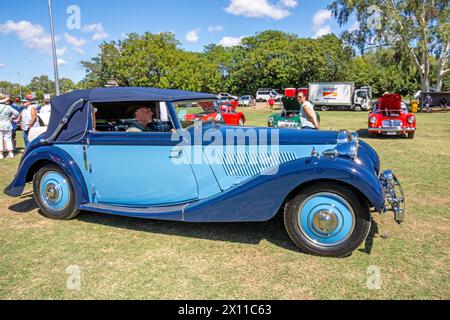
[86,131,198,207]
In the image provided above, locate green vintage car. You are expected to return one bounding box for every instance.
[268,97,320,129]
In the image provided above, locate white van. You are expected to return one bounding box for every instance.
[256,89,283,102]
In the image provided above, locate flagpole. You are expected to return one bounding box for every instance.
[48,0,60,96]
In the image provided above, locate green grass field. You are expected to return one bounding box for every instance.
[0,109,449,300]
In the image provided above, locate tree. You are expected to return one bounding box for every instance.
[329,0,449,92]
[59,78,77,93]
[0,80,22,96]
[27,75,55,99]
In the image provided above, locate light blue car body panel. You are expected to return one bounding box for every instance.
[57,142,338,207]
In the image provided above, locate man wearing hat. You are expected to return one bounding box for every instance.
[0,94,20,159]
[16,96,40,147]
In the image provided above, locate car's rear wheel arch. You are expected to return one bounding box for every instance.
[33,163,80,220]
[25,156,89,207]
[26,159,54,182]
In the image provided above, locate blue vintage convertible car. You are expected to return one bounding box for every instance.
[4,88,405,257]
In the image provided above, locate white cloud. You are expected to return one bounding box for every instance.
[314,26,332,38]
[208,25,224,33]
[64,33,86,47]
[0,20,66,56]
[57,58,67,66]
[219,36,245,47]
[312,10,333,38]
[225,0,297,20]
[73,47,85,55]
[313,10,332,28]
[0,63,5,68]
[186,29,199,43]
[82,23,109,41]
[56,47,67,57]
[280,0,297,8]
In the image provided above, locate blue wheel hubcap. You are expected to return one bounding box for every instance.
[298,193,355,246]
[40,172,70,211]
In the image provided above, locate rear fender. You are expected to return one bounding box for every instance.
[4,146,89,207]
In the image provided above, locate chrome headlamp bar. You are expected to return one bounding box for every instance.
[323,141,359,160]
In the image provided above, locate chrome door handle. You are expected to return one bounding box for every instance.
[170,149,183,159]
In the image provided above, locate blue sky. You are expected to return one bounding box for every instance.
[0,0,356,84]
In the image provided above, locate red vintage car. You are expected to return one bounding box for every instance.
[368,94,416,139]
[185,101,246,126]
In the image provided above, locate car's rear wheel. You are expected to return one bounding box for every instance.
[33,164,79,220]
[238,118,245,126]
[284,183,371,257]
[320,106,329,112]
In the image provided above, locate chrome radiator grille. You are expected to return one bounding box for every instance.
[382,120,402,127]
[277,121,300,128]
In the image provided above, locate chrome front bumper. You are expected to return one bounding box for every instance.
[379,170,406,223]
[369,127,416,134]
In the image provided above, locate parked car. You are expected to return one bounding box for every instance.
[185,101,245,126]
[238,95,256,107]
[4,87,406,257]
[217,93,238,101]
[256,89,283,102]
[268,97,320,129]
[368,94,416,139]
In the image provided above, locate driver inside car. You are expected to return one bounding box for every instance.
[126,106,155,132]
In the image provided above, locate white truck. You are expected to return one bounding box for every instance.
[309,82,372,112]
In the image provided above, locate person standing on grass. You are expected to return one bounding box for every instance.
[0,94,20,159]
[440,97,448,112]
[268,95,275,111]
[297,92,320,130]
[10,97,23,150]
[424,94,433,113]
[16,97,40,148]
[38,98,52,126]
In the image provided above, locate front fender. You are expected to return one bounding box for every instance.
[4,146,89,208]
[183,156,385,222]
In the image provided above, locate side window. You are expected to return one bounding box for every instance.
[174,100,224,129]
[93,102,174,133]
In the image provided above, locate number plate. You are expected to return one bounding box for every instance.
[386,131,397,136]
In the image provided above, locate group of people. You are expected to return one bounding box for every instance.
[422,95,448,113]
[0,93,51,160]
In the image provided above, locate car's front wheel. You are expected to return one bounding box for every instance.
[284,183,371,257]
[33,164,80,220]
[408,132,415,139]
[238,118,245,126]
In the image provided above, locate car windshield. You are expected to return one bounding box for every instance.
[241,96,250,100]
[357,91,367,99]
[174,99,224,129]
[372,102,407,113]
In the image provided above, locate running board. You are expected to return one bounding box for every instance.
[79,202,192,221]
